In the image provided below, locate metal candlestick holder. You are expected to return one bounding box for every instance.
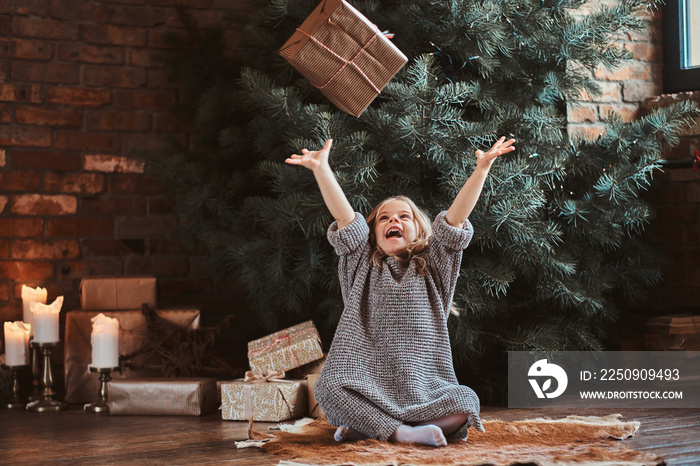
[26,341,69,413]
[84,366,120,413]
[29,345,42,401]
[1,364,28,409]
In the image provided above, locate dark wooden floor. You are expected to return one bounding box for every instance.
[1,406,699,465]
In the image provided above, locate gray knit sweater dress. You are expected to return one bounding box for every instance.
[314,210,484,442]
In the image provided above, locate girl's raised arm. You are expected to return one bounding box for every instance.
[445,136,515,228]
[285,139,356,229]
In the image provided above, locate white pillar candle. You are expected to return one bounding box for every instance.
[30,296,64,343]
[21,285,47,337]
[90,313,119,368]
[3,321,31,366]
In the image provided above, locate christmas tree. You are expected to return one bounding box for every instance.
[148,0,698,401]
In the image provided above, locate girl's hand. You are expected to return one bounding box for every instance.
[476,136,515,170]
[285,139,333,172]
[285,138,354,227]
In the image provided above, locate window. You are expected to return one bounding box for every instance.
[664,0,700,93]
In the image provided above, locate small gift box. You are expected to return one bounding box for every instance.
[247,320,324,373]
[288,352,326,417]
[64,309,200,403]
[80,276,157,311]
[307,373,325,418]
[288,352,327,379]
[280,0,407,117]
[221,371,308,422]
[108,377,218,416]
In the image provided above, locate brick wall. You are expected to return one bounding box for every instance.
[0,0,696,340]
[0,1,252,328]
[568,3,699,311]
[567,4,663,137]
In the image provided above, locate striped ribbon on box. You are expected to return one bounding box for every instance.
[280,0,407,117]
[247,320,323,373]
[221,377,308,422]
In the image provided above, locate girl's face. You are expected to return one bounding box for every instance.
[373,200,418,256]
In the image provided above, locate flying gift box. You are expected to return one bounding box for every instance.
[280,0,407,117]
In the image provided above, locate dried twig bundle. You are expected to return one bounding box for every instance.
[120,304,234,377]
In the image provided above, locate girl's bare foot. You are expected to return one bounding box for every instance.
[390,424,447,447]
[334,425,368,442]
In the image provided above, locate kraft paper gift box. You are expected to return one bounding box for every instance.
[221,379,308,422]
[108,377,218,416]
[307,373,325,418]
[247,320,324,373]
[64,309,200,403]
[80,276,157,311]
[287,352,327,380]
[288,352,326,417]
[279,0,407,117]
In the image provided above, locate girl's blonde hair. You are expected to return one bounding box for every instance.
[366,195,432,274]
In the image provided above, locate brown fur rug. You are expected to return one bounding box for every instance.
[254,415,663,465]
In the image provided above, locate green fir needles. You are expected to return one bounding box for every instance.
[144,0,698,402]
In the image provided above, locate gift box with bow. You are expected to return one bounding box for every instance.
[280,0,407,117]
[221,370,308,422]
[247,320,324,373]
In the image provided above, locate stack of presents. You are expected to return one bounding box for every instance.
[221,320,326,422]
[66,275,325,420]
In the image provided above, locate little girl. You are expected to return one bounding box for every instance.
[285,136,515,447]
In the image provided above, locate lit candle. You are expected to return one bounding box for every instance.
[90,313,119,368]
[3,321,31,366]
[21,285,47,337]
[30,296,64,343]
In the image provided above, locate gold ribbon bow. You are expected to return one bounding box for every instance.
[241,369,288,420]
[243,369,285,383]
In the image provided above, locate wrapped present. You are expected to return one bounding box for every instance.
[280,0,407,117]
[248,320,323,373]
[80,276,157,311]
[221,371,308,422]
[108,377,218,416]
[287,352,327,379]
[64,309,200,403]
[307,373,325,418]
